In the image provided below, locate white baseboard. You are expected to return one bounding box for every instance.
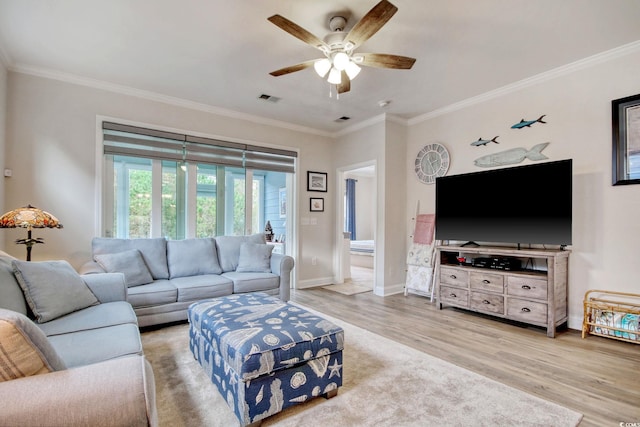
[375,282,405,296]
[296,277,334,289]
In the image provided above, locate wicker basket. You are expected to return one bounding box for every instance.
[582,290,640,344]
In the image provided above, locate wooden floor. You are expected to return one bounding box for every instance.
[291,287,640,427]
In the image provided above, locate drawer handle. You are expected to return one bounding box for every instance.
[521,307,531,313]
[521,285,531,290]
[482,279,490,284]
[482,300,491,304]
[450,275,457,280]
[449,293,457,298]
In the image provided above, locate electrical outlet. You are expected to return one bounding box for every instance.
[311,256,317,266]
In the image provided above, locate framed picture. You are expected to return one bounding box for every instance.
[307,171,328,192]
[612,93,640,185]
[310,197,324,212]
[279,187,286,218]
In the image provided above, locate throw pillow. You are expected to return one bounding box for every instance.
[167,238,222,279]
[0,252,28,315]
[0,308,66,382]
[92,237,169,280]
[216,234,267,272]
[236,243,274,273]
[12,260,100,323]
[94,249,154,287]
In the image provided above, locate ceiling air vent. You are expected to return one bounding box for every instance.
[258,94,281,103]
[335,116,351,122]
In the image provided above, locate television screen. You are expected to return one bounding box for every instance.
[435,159,572,246]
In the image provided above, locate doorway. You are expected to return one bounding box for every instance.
[336,162,376,290]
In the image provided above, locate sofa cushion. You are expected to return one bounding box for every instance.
[0,308,66,382]
[236,243,274,273]
[0,252,27,315]
[167,238,222,278]
[37,301,138,337]
[221,272,280,294]
[47,323,143,368]
[170,275,233,302]
[95,249,153,287]
[92,237,169,280]
[12,260,99,323]
[215,234,266,273]
[126,280,178,308]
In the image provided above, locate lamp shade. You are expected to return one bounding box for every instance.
[345,61,362,80]
[314,58,331,78]
[0,205,63,261]
[327,67,342,84]
[332,52,350,71]
[0,205,63,229]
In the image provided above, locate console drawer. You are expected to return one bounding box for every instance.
[507,276,547,300]
[470,272,504,293]
[440,267,468,287]
[470,291,504,315]
[440,285,469,307]
[507,298,547,324]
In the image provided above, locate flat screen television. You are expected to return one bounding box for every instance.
[435,159,572,246]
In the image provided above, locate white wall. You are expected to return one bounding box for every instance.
[0,59,7,234]
[4,72,335,286]
[382,120,408,294]
[406,48,640,329]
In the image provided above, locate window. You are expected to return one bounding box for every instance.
[196,164,218,237]
[101,122,295,243]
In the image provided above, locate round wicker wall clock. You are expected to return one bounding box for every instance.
[414,143,450,184]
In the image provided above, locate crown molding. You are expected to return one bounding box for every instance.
[8,63,335,138]
[408,40,640,125]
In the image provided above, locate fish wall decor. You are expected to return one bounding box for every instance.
[511,115,546,129]
[471,136,499,147]
[474,142,550,168]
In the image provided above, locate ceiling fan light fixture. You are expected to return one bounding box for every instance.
[327,67,342,84]
[345,61,361,80]
[314,58,331,77]
[332,51,350,71]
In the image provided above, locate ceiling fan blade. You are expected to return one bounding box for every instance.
[354,53,416,69]
[337,71,351,94]
[269,60,318,77]
[345,0,398,48]
[268,15,328,51]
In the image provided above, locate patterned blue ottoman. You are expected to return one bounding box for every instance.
[188,293,344,426]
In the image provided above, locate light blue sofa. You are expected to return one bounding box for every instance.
[79,234,295,327]
[0,252,157,426]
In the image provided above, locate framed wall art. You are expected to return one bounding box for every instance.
[612,93,640,185]
[310,198,324,212]
[307,171,327,192]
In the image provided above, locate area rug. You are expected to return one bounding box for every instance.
[322,283,372,295]
[141,309,583,427]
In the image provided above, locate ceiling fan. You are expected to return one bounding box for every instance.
[268,0,416,94]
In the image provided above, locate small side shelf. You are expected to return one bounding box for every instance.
[582,290,640,344]
[435,245,570,338]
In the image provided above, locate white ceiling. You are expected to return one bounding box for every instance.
[1,0,640,135]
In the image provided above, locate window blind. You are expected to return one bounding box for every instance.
[102,122,297,173]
